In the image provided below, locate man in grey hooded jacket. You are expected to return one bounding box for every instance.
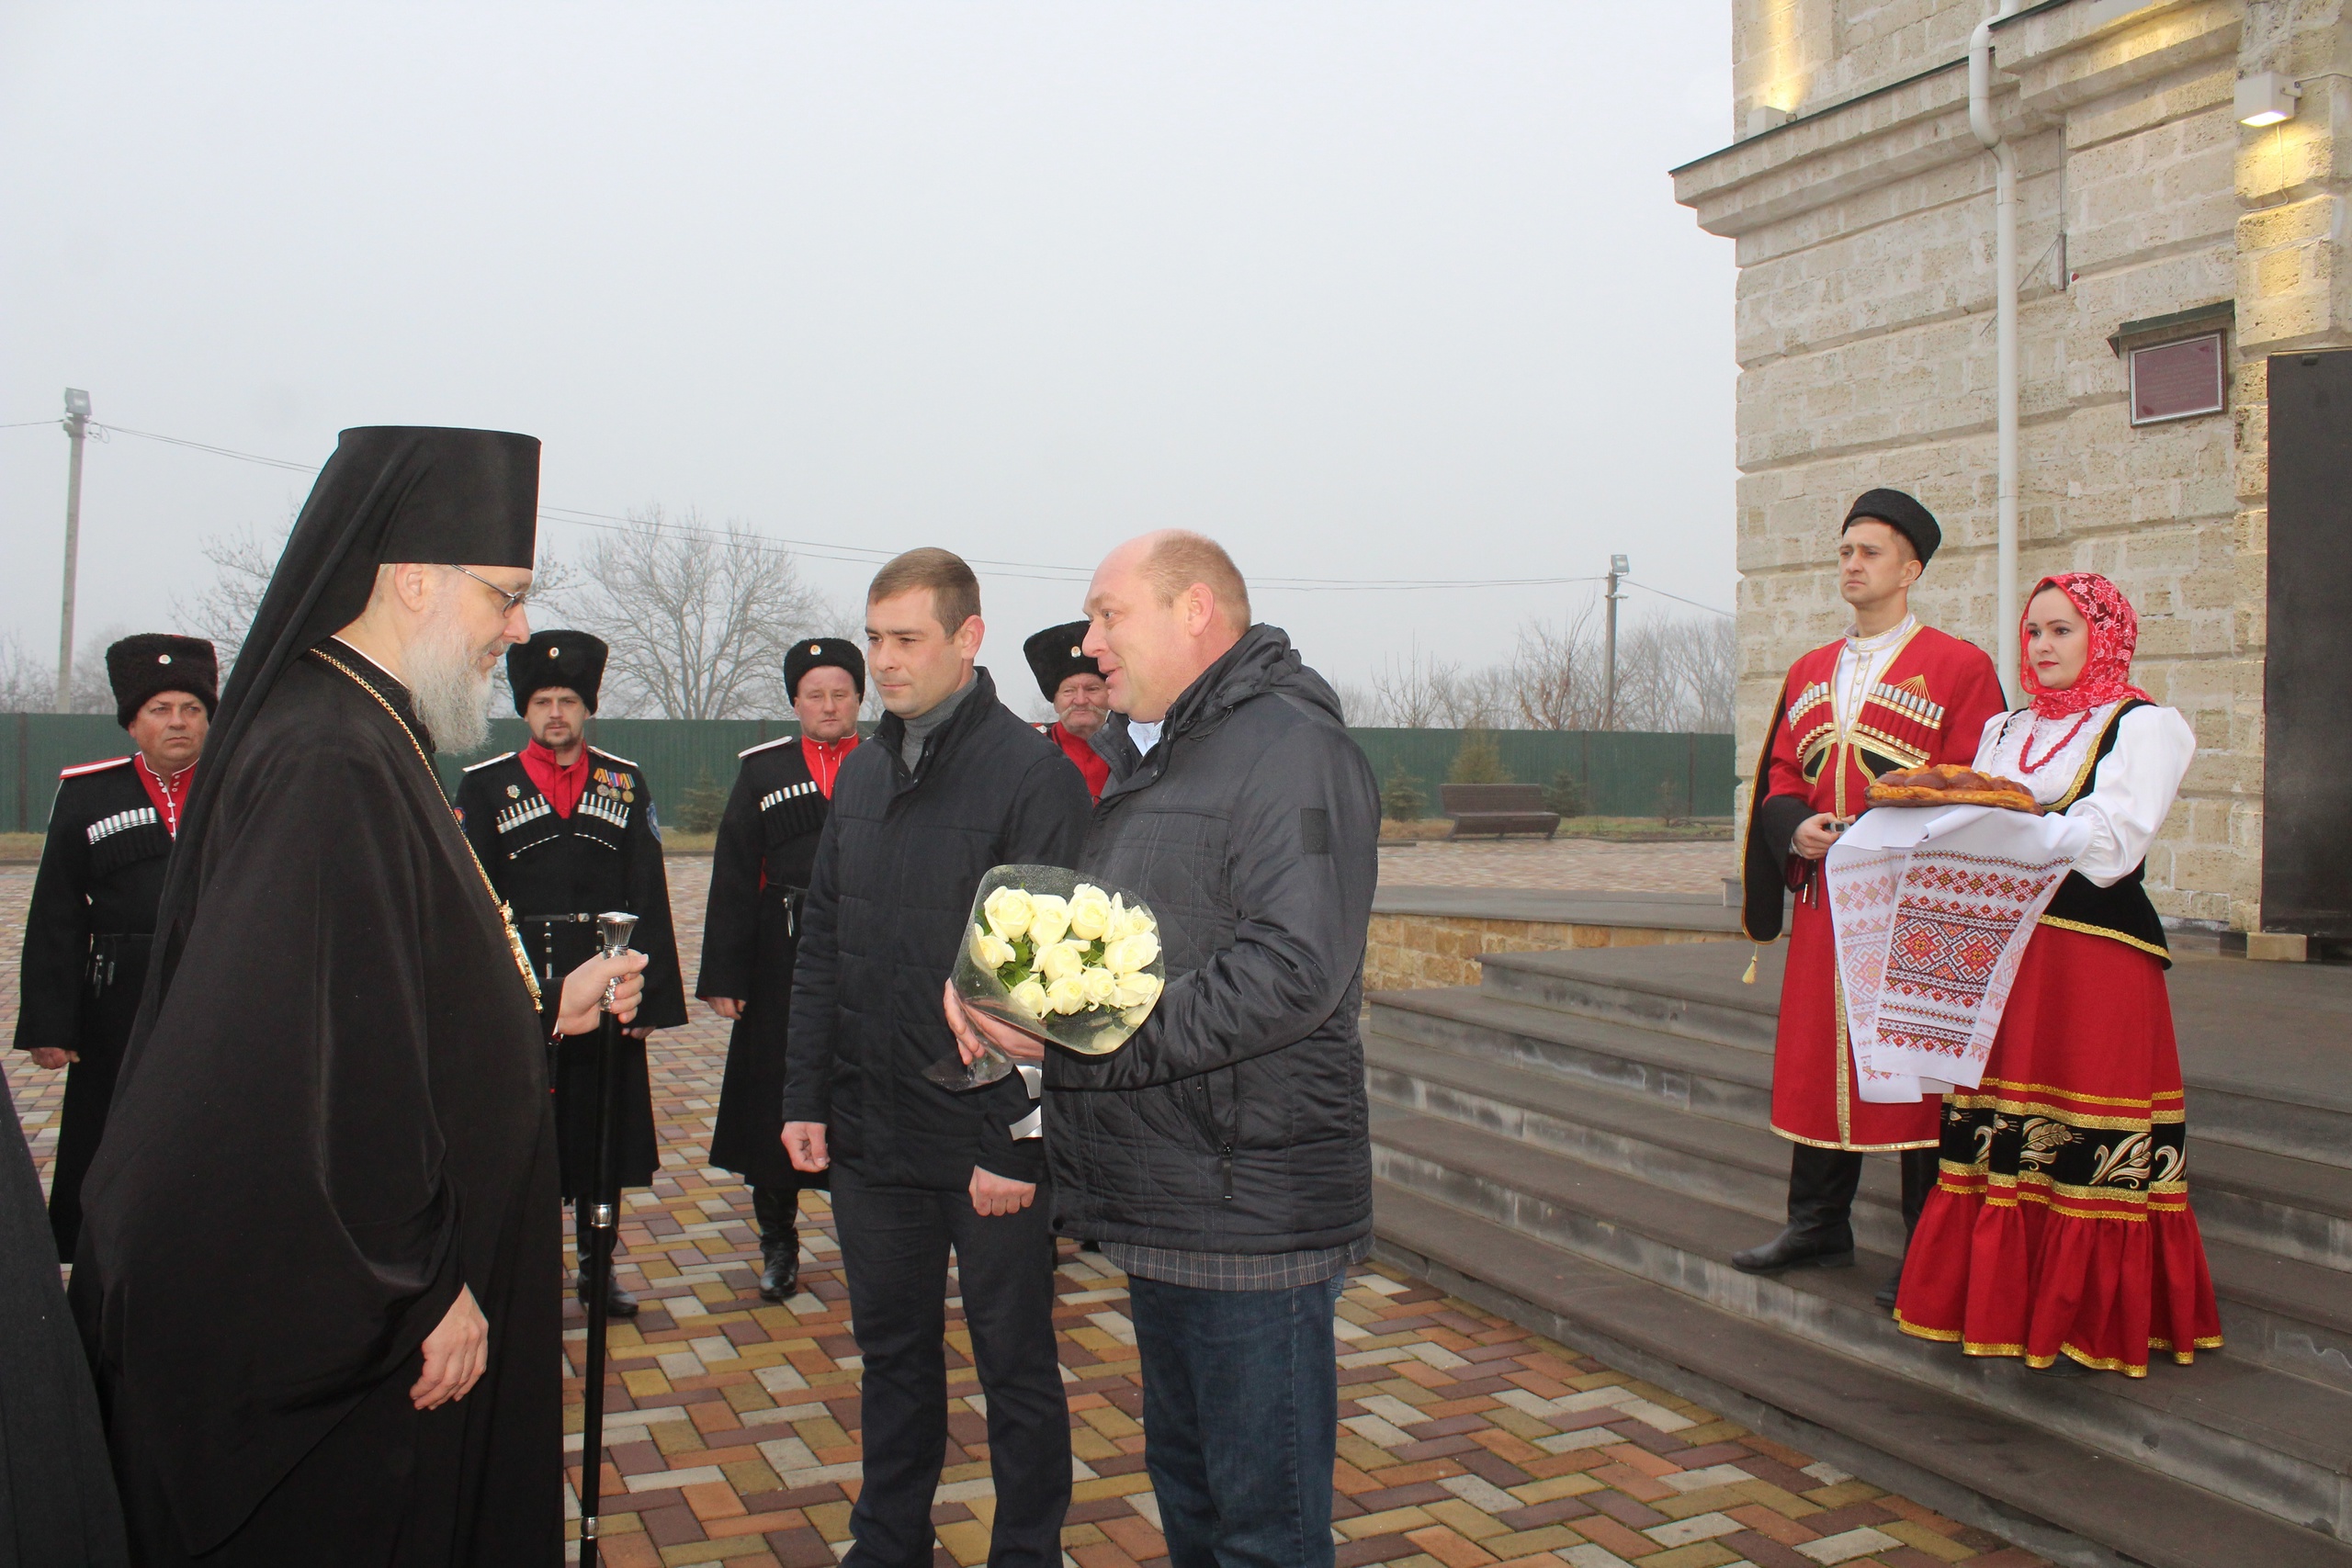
[947,530,1380,1568]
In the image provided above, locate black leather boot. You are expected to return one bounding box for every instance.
[1874,1258,1904,1309]
[576,1269,640,1318]
[1735,1145,1861,1273]
[1732,1224,1856,1272]
[573,1204,639,1317]
[752,1184,798,1303]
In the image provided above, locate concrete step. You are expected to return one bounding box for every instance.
[1366,1031,2352,1393]
[1362,1028,1911,1257]
[2195,1141,2352,1272]
[1468,942,2352,1170]
[1371,1104,2352,1546]
[1474,943,1777,1052]
[1366,987,1774,1128]
[1374,1179,2352,1568]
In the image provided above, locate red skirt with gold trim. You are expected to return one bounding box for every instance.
[1894,924,2222,1376]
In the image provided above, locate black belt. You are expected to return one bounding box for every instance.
[87,931,153,995]
[513,914,601,984]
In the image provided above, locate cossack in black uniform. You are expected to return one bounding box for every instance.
[698,636,865,1300]
[453,630,685,1316]
[14,634,217,1261]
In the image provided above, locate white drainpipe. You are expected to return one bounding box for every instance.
[1971,1,2024,701]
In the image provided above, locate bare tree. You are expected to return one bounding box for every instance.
[1365,647,1456,727]
[0,635,60,713]
[1658,616,1737,733]
[552,507,834,719]
[1356,604,1734,734]
[1510,604,1604,730]
[1330,682,1375,726]
[1434,666,1514,728]
[173,518,289,674]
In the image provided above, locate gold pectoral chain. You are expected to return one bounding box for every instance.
[312,649,544,1007]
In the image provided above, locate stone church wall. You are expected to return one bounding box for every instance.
[1678,0,2352,930]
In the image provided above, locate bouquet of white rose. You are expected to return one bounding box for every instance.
[955,865,1166,1055]
[927,863,1168,1090]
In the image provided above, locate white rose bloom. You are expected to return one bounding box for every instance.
[1105,931,1161,976]
[983,886,1036,942]
[1027,894,1073,947]
[970,924,1017,972]
[1112,971,1163,1010]
[1036,941,1086,983]
[1080,965,1119,1006]
[1007,977,1049,1019]
[1072,882,1109,904]
[1067,888,1114,942]
[1045,975,1088,1015]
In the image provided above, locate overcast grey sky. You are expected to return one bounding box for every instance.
[1,2,1737,698]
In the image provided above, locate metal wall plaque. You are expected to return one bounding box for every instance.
[2129,333,2224,424]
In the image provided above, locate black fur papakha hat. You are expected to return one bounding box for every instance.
[785,637,865,700]
[507,630,608,714]
[107,634,219,728]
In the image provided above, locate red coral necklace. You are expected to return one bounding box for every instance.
[2017,711,2092,773]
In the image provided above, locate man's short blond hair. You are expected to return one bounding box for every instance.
[868,547,982,633]
[1140,532,1250,632]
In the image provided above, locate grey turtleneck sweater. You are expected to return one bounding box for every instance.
[898,673,977,771]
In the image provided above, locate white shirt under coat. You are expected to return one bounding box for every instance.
[1833,614,1917,729]
[1973,701,2196,887]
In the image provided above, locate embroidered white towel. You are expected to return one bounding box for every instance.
[1826,804,2091,1102]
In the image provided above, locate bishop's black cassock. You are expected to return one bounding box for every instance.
[74,427,562,1566]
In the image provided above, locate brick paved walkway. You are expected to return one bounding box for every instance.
[3,859,2043,1568]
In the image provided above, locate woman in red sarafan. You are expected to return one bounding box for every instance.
[1894,572,2222,1376]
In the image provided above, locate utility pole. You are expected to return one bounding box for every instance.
[1602,553,1627,730]
[56,389,92,715]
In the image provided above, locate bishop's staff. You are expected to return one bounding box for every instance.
[579,908,639,1568]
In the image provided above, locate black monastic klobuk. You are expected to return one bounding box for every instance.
[74,427,563,1564]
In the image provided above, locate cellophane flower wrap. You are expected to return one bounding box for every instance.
[954,864,1165,1055]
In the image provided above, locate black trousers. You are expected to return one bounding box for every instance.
[831,1166,1069,1568]
[1786,1143,1939,1250]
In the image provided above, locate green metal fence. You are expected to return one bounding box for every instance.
[1349,728,1736,819]
[2,712,1733,832]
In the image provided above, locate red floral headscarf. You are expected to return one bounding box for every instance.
[2019,571,2151,718]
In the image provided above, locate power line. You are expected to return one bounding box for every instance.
[1623,580,1735,619]
[89,423,319,472]
[13,417,1738,605]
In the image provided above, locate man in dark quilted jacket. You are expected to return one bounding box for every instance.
[948,530,1380,1568]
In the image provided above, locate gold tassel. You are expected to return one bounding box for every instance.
[1741,946,1758,986]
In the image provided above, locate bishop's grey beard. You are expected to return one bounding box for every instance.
[405,602,497,754]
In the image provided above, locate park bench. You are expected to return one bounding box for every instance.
[1440,784,1561,840]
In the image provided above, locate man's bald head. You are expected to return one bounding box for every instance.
[1083,531,1251,722]
[1130,530,1250,635]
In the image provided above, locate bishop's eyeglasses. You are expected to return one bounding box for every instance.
[446,563,531,615]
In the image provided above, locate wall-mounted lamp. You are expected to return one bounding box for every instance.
[2236,72,2301,127]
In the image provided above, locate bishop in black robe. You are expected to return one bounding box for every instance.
[74,426,637,1567]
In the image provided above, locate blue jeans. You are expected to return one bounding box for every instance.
[1127,1272,1346,1568]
